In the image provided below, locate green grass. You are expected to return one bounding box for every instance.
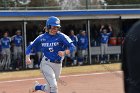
[62,63,121,74]
[0,63,121,81]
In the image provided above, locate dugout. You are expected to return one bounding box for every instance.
[0,9,140,68]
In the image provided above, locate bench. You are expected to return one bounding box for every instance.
[90,46,121,61]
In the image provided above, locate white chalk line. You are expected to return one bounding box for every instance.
[0,71,122,84]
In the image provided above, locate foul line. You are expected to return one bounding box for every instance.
[0,71,122,84]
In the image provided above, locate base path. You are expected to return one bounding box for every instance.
[0,71,124,93]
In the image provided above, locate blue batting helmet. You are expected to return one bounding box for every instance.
[46,16,61,29]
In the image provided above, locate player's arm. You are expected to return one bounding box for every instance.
[108,24,112,32]
[11,35,16,41]
[106,25,112,36]
[64,34,76,54]
[58,43,75,57]
[75,35,78,46]
[100,25,104,32]
[26,36,41,64]
[58,34,75,57]
[11,36,15,46]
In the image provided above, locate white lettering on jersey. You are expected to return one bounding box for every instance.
[41,42,59,47]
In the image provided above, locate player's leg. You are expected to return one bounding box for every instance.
[37,52,42,63]
[70,51,74,66]
[6,48,11,69]
[47,61,63,93]
[32,57,58,93]
[103,44,107,63]
[52,63,62,81]
[77,50,83,65]
[82,49,86,64]
[13,46,18,61]
[13,46,18,69]
[73,51,77,66]
[84,49,88,64]
[73,47,77,65]
[1,49,6,70]
[16,47,22,60]
[36,52,41,68]
[41,62,58,93]
[18,47,23,69]
[4,49,9,70]
[100,43,104,63]
[45,62,62,93]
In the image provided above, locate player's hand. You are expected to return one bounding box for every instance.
[108,25,112,31]
[58,51,65,57]
[101,25,104,28]
[108,25,112,28]
[58,50,70,57]
[65,49,70,55]
[26,56,31,64]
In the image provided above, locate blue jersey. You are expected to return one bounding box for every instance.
[100,32,112,43]
[28,42,42,54]
[0,37,11,48]
[35,45,42,52]
[77,34,88,50]
[26,32,75,62]
[12,35,22,47]
[69,35,78,46]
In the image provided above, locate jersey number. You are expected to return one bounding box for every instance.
[49,48,54,52]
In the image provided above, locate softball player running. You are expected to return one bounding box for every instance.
[26,16,75,93]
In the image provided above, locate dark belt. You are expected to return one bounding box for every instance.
[45,58,61,64]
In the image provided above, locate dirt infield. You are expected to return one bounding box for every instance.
[0,71,124,93]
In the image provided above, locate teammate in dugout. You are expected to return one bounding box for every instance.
[77,30,88,65]
[99,25,112,63]
[12,30,23,70]
[26,16,75,93]
[0,32,11,70]
[68,30,78,65]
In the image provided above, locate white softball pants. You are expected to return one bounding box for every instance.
[13,46,22,60]
[100,43,108,57]
[1,48,11,69]
[40,57,62,93]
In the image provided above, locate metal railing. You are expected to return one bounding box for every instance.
[0,4,140,10]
